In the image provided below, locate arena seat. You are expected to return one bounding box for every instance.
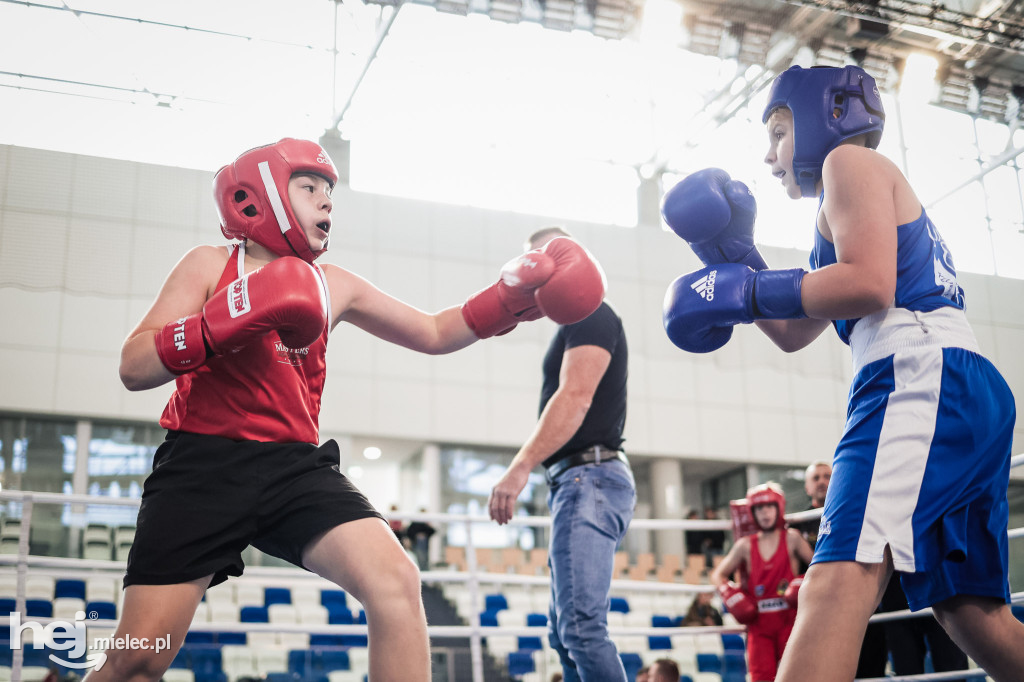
[221,645,259,681]
[484,593,509,612]
[320,589,348,611]
[25,599,52,618]
[721,632,744,652]
[234,583,264,608]
[696,652,721,673]
[54,578,86,600]
[264,586,291,607]
[25,577,55,600]
[85,577,118,603]
[239,605,269,623]
[507,650,536,676]
[86,599,117,620]
[619,652,644,680]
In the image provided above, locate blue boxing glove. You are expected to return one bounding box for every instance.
[663,263,807,353]
[661,168,769,271]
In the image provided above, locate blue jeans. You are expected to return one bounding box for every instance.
[546,459,636,682]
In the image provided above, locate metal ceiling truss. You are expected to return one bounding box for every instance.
[778,0,1024,56]
[363,0,645,39]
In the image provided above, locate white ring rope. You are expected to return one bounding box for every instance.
[1,454,1021,682]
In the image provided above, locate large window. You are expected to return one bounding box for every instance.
[440,446,547,551]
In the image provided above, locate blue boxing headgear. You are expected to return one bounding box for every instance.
[762,65,885,197]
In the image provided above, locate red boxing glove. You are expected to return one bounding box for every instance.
[155,257,328,374]
[784,574,804,609]
[461,237,606,339]
[717,582,758,625]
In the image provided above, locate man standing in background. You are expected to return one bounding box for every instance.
[488,226,635,682]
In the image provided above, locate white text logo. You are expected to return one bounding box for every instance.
[691,270,717,301]
[9,610,171,671]
[228,278,251,318]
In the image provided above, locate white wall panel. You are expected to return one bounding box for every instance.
[1,145,1021,472]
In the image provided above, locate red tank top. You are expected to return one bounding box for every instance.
[744,532,796,618]
[159,244,329,444]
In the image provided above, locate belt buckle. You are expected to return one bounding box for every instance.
[593,445,603,464]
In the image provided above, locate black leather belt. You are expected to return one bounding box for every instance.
[545,445,629,482]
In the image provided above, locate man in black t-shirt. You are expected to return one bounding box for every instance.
[487,226,635,682]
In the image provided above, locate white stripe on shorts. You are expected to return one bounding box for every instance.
[858,347,943,571]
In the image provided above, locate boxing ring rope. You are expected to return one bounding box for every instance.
[2,457,1023,682]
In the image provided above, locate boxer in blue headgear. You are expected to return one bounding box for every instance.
[762,65,885,197]
[660,64,1023,681]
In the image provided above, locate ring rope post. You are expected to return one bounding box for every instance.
[463,516,485,682]
[12,494,34,682]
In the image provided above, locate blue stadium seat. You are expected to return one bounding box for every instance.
[214,631,246,645]
[651,614,674,628]
[696,652,722,673]
[327,606,354,624]
[239,605,269,623]
[23,647,52,668]
[171,648,193,668]
[320,589,347,610]
[721,633,745,652]
[1012,605,1024,623]
[25,599,53,617]
[518,635,543,652]
[648,635,672,650]
[0,597,15,613]
[722,651,746,673]
[288,649,313,678]
[265,586,291,607]
[609,596,630,613]
[321,648,350,672]
[680,676,694,682]
[526,612,548,627]
[54,579,86,600]
[508,651,536,677]
[619,652,644,680]
[310,634,347,647]
[188,645,224,680]
[485,594,509,612]
[185,631,215,645]
[86,600,117,620]
[479,609,501,627]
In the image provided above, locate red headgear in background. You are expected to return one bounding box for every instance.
[214,138,339,264]
[746,482,787,531]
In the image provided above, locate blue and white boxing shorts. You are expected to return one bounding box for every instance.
[812,307,1015,611]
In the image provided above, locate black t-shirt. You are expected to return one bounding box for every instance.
[540,301,627,467]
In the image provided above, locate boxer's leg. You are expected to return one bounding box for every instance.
[83,576,211,682]
[932,595,1024,682]
[303,517,429,682]
[775,556,891,682]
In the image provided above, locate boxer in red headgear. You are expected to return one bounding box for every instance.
[213,138,338,263]
[711,483,813,682]
[101,138,607,682]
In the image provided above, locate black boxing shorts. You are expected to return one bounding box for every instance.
[124,430,383,588]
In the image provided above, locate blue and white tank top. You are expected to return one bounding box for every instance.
[810,206,965,345]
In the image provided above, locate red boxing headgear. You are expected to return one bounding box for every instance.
[746,482,786,530]
[214,138,339,263]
